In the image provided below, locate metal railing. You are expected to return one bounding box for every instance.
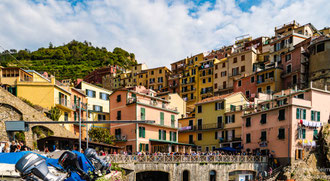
[106,155,267,163]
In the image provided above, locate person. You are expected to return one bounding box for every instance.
[3,142,10,153]
[20,142,27,151]
[44,147,50,154]
[10,141,17,152]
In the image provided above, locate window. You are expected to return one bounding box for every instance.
[238,80,242,87]
[221,71,226,77]
[117,111,121,120]
[171,115,175,127]
[287,64,292,73]
[98,114,106,121]
[158,77,163,83]
[138,127,146,138]
[115,129,121,139]
[64,112,68,121]
[311,111,320,121]
[197,119,202,130]
[222,63,226,68]
[245,90,250,98]
[100,92,109,100]
[170,131,177,141]
[278,109,285,120]
[158,130,166,140]
[313,129,318,140]
[316,43,325,53]
[215,73,218,78]
[215,102,224,110]
[261,131,267,141]
[278,128,285,139]
[86,89,96,98]
[296,93,304,99]
[205,147,209,152]
[251,76,255,83]
[214,83,217,89]
[116,95,121,102]
[208,77,211,82]
[260,114,267,124]
[159,69,162,74]
[217,116,223,128]
[258,87,262,93]
[215,65,218,70]
[296,108,306,120]
[241,55,245,61]
[160,112,164,125]
[241,66,245,72]
[232,67,239,76]
[197,133,202,140]
[93,105,103,112]
[197,105,202,113]
[141,108,145,120]
[151,71,154,75]
[302,128,306,139]
[285,54,291,62]
[215,131,218,139]
[246,133,251,143]
[209,170,216,181]
[189,135,193,144]
[202,79,206,83]
[246,117,251,127]
[225,114,235,124]
[293,75,297,85]
[233,57,237,63]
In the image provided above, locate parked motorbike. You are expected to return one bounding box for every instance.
[84,148,110,174]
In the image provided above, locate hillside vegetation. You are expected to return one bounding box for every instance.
[0,40,136,80]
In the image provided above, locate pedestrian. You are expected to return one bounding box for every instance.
[3,142,10,153]
[10,141,17,152]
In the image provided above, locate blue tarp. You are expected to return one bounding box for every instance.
[0,151,95,181]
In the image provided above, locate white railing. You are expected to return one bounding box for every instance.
[106,155,267,164]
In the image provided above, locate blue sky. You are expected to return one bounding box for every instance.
[0,0,329,67]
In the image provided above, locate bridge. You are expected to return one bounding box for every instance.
[106,155,268,181]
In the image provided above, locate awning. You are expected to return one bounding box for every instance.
[149,139,194,146]
[217,147,238,152]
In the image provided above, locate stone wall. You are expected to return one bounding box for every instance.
[119,162,267,181]
[0,87,77,148]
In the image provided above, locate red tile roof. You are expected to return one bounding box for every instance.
[195,92,241,105]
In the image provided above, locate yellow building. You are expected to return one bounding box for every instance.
[145,66,170,92]
[15,70,74,130]
[198,58,220,100]
[256,67,282,94]
[0,67,33,95]
[180,53,206,109]
[157,92,187,119]
[110,64,148,90]
[178,116,196,145]
[194,92,249,151]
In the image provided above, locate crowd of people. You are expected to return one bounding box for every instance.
[0,141,31,153]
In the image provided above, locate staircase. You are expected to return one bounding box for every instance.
[263,165,286,180]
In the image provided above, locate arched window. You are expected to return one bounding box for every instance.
[209,170,216,181]
[182,170,189,181]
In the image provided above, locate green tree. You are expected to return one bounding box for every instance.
[88,127,114,145]
[49,107,61,121]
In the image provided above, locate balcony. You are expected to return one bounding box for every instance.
[228,72,241,78]
[181,87,196,93]
[178,125,196,132]
[182,79,196,85]
[200,87,213,95]
[115,135,127,142]
[196,122,224,131]
[219,137,242,143]
[257,77,274,85]
[55,98,74,111]
[199,64,214,70]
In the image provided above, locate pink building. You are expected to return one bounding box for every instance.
[70,88,88,139]
[109,86,191,153]
[242,87,330,165]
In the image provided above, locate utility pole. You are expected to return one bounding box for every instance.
[79,101,82,152]
[86,109,89,149]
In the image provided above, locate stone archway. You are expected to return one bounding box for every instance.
[0,103,24,142]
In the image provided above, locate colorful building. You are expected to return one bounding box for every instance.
[109,86,192,153]
[178,115,196,146]
[198,58,219,100]
[194,92,249,151]
[84,66,117,85]
[70,87,88,139]
[256,66,283,94]
[157,92,186,119]
[75,81,112,129]
[242,87,330,165]
[0,67,33,95]
[233,74,257,101]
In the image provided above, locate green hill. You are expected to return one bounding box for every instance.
[0,40,136,80]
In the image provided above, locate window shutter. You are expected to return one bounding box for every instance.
[225,116,228,124]
[74,95,77,105]
[296,108,300,119]
[160,112,164,125]
[142,127,145,138]
[146,144,149,152]
[59,92,61,104]
[174,132,177,142]
[139,127,142,137]
[311,111,314,121]
[302,129,306,139]
[164,130,166,140]
[317,112,320,122]
[215,103,217,110]
[141,108,145,120]
[93,91,96,98]
[159,130,161,140]
[139,144,142,152]
[303,109,306,120]
[232,114,235,123]
[170,131,172,141]
[74,112,77,121]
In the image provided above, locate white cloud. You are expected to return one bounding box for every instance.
[0,0,329,68]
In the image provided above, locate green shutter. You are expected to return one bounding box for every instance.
[302,129,306,139]
[170,131,172,141]
[142,127,145,138]
[164,130,166,140]
[146,144,149,152]
[139,127,142,137]
[59,92,61,104]
[74,112,77,121]
[303,109,306,120]
[317,112,320,122]
[311,111,314,121]
[296,108,300,119]
[74,95,77,105]
[139,143,142,151]
[171,115,175,127]
[141,108,145,120]
[159,130,161,140]
[313,129,318,137]
[160,112,164,125]
[174,132,177,142]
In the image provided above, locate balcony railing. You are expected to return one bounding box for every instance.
[257,77,274,85]
[106,155,268,163]
[115,135,127,142]
[195,123,224,131]
[56,98,74,110]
